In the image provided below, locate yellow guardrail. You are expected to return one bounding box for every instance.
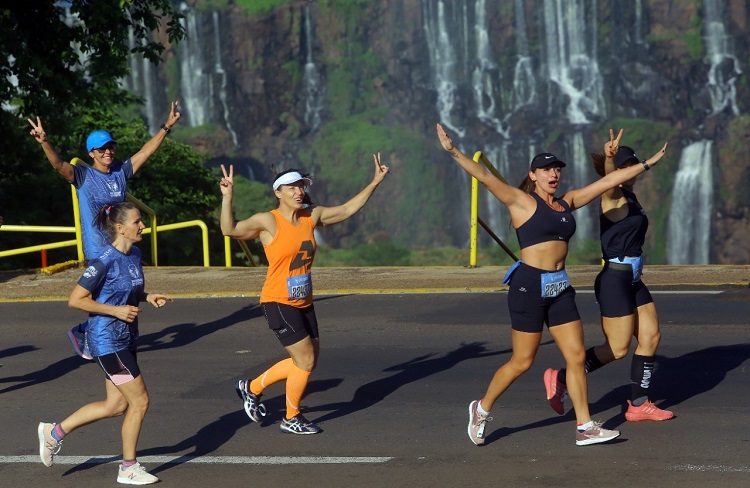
[0,157,216,268]
[223,236,258,267]
[470,151,518,267]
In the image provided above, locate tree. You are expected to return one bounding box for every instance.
[0,2,211,269]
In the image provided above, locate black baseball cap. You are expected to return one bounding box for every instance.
[614,146,639,168]
[530,153,566,171]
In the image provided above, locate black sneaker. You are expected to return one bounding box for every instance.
[235,379,266,422]
[280,414,321,435]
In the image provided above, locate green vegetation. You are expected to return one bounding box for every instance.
[234,0,291,16]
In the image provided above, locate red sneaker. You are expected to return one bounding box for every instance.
[543,368,566,415]
[625,400,674,421]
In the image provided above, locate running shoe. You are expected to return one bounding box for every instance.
[116,462,159,485]
[467,400,492,446]
[543,368,566,415]
[235,379,266,422]
[37,422,62,467]
[279,414,321,434]
[67,325,93,360]
[625,400,674,422]
[575,421,620,446]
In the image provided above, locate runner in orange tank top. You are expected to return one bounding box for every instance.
[220,154,389,434]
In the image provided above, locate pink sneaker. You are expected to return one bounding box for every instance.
[37,422,62,467]
[625,400,674,421]
[543,368,566,415]
[575,421,620,446]
[467,400,492,446]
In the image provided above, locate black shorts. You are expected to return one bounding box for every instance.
[261,302,319,347]
[96,348,141,386]
[506,262,581,333]
[595,265,654,318]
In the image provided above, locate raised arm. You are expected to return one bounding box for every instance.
[312,152,390,226]
[601,128,623,201]
[28,116,74,183]
[219,164,272,240]
[130,101,182,174]
[565,141,668,211]
[436,123,529,210]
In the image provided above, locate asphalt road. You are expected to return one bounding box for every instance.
[1,290,749,487]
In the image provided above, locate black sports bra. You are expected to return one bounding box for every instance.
[515,193,577,249]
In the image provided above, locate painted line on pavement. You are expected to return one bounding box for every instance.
[0,455,394,465]
[672,464,750,473]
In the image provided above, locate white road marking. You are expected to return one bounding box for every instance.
[673,464,750,473]
[0,455,393,465]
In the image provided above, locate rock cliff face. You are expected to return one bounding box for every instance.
[127,0,750,263]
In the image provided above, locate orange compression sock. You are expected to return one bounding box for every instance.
[249,358,294,396]
[285,364,312,419]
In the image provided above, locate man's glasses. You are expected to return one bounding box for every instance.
[94,143,117,153]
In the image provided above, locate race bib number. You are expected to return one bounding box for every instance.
[540,270,570,298]
[287,273,312,299]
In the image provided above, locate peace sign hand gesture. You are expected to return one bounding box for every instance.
[436,123,455,152]
[220,164,234,197]
[27,116,47,144]
[605,128,623,158]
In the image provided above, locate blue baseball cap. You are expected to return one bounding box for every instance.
[86,130,116,152]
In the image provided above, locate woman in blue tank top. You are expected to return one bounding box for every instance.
[437,124,667,447]
[36,202,172,485]
[544,131,673,423]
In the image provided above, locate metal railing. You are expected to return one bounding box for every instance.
[0,157,222,268]
[469,151,518,267]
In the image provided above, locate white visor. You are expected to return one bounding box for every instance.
[273,171,313,191]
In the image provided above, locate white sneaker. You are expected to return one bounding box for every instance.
[37,422,62,467]
[467,400,492,446]
[116,462,159,485]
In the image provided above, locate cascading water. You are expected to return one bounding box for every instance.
[703,0,741,117]
[212,11,239,146]
[302,5,325,132]
[125,28,161,134]
[423,0,465,138]
[178,3,211,127]
[541,0,603,241]
[667,141,713,264]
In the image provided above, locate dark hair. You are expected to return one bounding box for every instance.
[591,152,606,177]
[517,175,536,194]
[94,202,138,241]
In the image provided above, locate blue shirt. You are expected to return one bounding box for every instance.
[77,245,144,357]
[73,160,134,260]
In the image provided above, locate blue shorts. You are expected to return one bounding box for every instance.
[595,264,654,318]
[506,262,581,333]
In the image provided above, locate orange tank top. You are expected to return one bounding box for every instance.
[260,209,316,307]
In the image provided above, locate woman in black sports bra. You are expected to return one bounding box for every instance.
[437,124,667,447]
[544,131,673,423]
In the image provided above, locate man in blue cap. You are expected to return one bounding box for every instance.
[27,101,181,359]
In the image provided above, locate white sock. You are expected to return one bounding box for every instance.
[477,401,490,416]
[577,420,594,431]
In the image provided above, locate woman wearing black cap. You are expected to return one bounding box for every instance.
[544,131,673,423]
[436,123,666,446]
[222,155,389,435]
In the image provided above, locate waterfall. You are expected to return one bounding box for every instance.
[542,0,603,123]
[471,0,507,137]
[124,28,161,134]
[704,0,741,116]
[511,0,536,108]
[541,0,603,240]
[422,0,465,137]
[212,12,239,146]
[667,141,713,264]
[178,3,211,126]
[302,5,325,132]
